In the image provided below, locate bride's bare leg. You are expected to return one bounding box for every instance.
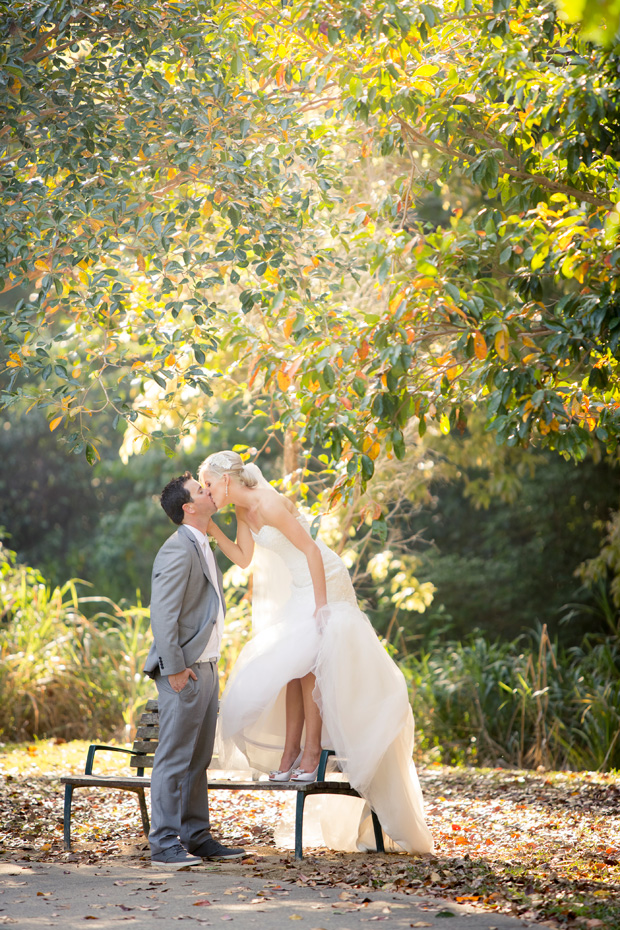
[298,672,322,772]
[277,679,304,771]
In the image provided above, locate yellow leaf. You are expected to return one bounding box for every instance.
[49,416,63,432]
[202,200,213,218]
[412,78,435,95]
[413,276,436,290]
[136,254,146,272]
[494,329,509,361]
[473,331,487,360]
[522,335,537,348]
[7,352,23,368]
[132,360,144,370]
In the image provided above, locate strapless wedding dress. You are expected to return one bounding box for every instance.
[218,513,434,854]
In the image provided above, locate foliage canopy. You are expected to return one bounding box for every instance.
[2,0,620,499]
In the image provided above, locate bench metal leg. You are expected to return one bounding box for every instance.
[63,783,74,850]
[294,791,305,860]
[371,810,385,852]
[137,788,150,839]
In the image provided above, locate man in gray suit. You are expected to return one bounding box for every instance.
[144,472,245,868]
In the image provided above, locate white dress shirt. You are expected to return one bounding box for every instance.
[186,524,224,662]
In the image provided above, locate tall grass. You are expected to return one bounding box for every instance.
[402,623,620,771]
[0,541,153,741]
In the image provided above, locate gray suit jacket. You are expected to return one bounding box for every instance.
[144,524,226,679]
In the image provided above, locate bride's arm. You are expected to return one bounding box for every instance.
[262,497,328,612]
[207,509,255,569]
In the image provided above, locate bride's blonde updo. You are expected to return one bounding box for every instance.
[198,450,258,488]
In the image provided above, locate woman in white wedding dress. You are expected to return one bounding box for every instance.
[200,450,434,855]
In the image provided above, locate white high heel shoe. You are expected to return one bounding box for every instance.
[269,750,303,782]
[290,763,320,783]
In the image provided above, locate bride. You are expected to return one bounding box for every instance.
[200,450,434,855]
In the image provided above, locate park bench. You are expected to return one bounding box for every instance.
[61,699,385,860]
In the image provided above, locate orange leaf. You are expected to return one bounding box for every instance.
[288,356,303,379]
[413,276,436,290]
[165,352,176,367]
[282,315,295,339]
[49,416,63,432]
[136,254,146,272]
[389,290,407,312]
[277,369,291,390]
[275,64,285,86]
[473,331,487,360]
[358,340,370,360]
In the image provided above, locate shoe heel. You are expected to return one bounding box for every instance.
[269,750,303,782]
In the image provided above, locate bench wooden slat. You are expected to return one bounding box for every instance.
[131,740,159,753]
[135,726,159,738]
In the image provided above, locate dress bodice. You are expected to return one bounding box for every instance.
[251,512,356,606]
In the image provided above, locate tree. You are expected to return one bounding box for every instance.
[3,0,620,502]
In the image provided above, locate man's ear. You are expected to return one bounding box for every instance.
[182,500,194,516]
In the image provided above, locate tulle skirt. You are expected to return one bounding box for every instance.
[218,597,434,855]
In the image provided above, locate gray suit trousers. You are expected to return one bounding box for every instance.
[149,661,219,856]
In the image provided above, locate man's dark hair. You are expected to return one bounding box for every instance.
[160,472,193,525]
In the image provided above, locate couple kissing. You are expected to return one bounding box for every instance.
[144,450,434,868]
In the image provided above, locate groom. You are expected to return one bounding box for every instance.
[144,471,245,868]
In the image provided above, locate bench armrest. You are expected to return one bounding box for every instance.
[85,744,146,775]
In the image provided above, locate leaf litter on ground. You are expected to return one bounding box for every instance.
[1,741,619,928]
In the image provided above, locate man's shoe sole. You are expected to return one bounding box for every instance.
[150,858,203,869]
[202,851,246,860]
